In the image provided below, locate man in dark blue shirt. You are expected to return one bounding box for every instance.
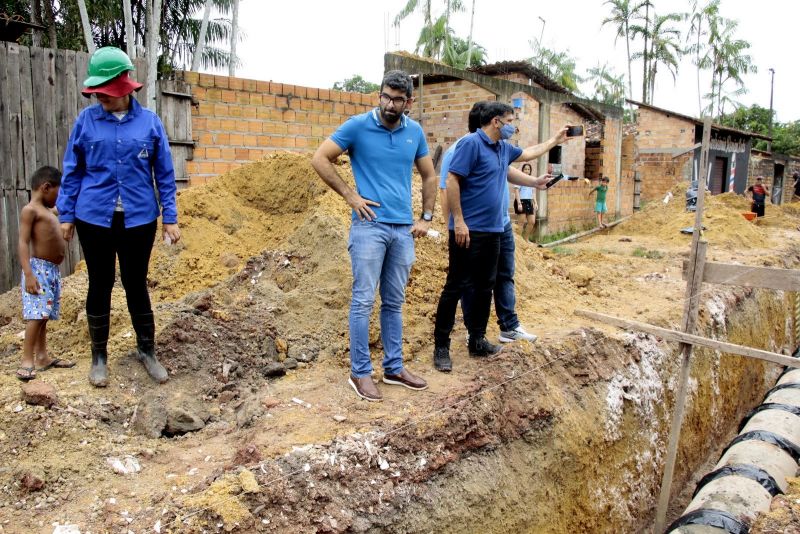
[433,101,569,369]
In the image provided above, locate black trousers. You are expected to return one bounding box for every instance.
[433,230,501,346]
[76,212,157,317]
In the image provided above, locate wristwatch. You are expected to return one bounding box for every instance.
[421,211,433,222]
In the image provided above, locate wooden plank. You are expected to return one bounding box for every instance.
[0,44,9,191]
[75,51,90,114]
[681,260,800,292]
[18,46,36,190]
[31,46,58,174]
[5,44,23,191]
[576,309,800,368]
[54,49,67,169]
[5,191,21,287]
[654,118,713,534]
[0,194,10,292]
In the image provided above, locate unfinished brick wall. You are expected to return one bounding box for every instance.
[418,79,496,150]
[181,71,375,185]
[635,108,694,203]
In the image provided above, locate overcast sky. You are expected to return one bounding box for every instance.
[216,0,796,122]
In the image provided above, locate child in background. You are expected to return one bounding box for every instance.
[588,176,610,228]
[16,166,74,380]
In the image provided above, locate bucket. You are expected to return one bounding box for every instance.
[742,212,757,222]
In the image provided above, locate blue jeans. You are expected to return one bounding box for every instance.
[348,221,415,378]
[494,222,520,332]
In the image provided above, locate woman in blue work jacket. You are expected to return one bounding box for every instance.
[57,47,181,388]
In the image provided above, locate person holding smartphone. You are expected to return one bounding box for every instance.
[432,102,573,371]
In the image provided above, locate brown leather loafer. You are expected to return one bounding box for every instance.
[383,368,428,391]
[348,375,383,402]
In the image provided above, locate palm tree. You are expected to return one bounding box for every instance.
[705,18,756,119]
[600,0,643,100]
[586,63,626,106]
[442,36,487,69]
[394,0,464,61]
[631,9,682,104]
[686,0,720,115]
[529,41,584,93]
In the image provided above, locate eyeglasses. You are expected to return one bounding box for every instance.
[379,93,409,107]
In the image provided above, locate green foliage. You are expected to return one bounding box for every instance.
[550,246,576,255]
[631,247,664,259]
[719,105,800,156]
[601,0,643,100]
[586,63,626,107]
[442,36,487,69]
[3,1,237,72]
[528,41,584,93]
[332,75,380,94]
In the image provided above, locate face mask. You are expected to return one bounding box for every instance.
[499,122,516,140]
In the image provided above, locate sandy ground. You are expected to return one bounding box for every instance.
[1,152,799,533]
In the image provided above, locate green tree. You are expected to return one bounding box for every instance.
[585,63,626,107]
[720,105,800,156]
[442,36,486,69]
[686,0,720,115]
[528,41,584,93]
[5,1,237,72]
[705,17,755,119]
[394,0,464,61]
[600,0,643,100]
[332,75,380,94]
[631,9,683,104]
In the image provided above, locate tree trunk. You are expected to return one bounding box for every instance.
[625,23,633,100]
[191,0,213,71]
[76,0,95,53]
[30,0,41,47]
[146,0,163,111]
[43,0,57,48]
[229,0,239,77]
[123,0,136,59]
[696,25,702,116]
[641,2,649,103]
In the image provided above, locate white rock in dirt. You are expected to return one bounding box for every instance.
[291,398,311,408]
[378,457,390,471]
[153,520,161,533]
[332,415,347,423]
[52,526,80,534]
[106,456,141,475]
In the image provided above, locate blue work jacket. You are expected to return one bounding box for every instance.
[58,97,178,228]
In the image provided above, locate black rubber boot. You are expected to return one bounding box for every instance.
[433,343,452,373]
[131,312,169,384]
[87,314,110,387]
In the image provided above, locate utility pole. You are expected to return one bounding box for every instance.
[768,68,775,153]
[123,0,135,59]
[538,16,546,47]
[465,0,476,68]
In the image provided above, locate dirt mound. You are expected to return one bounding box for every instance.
[611,182,800,248]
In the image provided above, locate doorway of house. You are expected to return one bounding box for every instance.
[773,163,785,205]
[709,156,727,194]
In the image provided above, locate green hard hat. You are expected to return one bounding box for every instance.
[83,46,135,88]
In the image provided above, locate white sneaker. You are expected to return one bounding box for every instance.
[499,326,538,343]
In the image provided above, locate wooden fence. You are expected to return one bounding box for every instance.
[0,42,193,293]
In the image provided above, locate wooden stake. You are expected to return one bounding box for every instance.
[653,117,712,533]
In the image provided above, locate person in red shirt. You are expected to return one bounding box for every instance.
[747,176,769,217]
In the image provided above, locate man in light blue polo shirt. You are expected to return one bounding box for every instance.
[433,101,569,370]
[312,70,437,402]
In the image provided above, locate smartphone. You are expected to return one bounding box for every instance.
[566,125,584,137]
[545,173,564,189]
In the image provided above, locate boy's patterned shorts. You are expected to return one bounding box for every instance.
[21,257,61,321]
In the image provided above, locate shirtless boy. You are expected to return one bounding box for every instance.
[16,166,75,380]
